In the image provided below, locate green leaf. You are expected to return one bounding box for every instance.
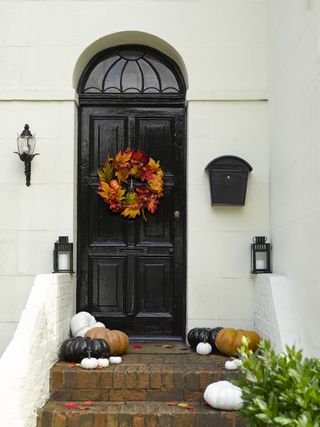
[97,159,114,183]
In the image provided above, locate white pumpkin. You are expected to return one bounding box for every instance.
[225,359,242,370]
[97,357,110,368]
[204,381,243,410]
[81,355,98,369]
[196,342,212,355]
[70,311,106,337]
[109,356,122,364]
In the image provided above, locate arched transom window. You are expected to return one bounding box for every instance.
[78,45,185,96]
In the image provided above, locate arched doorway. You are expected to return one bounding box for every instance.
[77,45,186,340]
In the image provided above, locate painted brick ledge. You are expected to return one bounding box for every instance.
[37,400,245,427]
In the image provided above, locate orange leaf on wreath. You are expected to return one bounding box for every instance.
[98,181,112,201]
[115,148,132,165]
[146,197,160,214]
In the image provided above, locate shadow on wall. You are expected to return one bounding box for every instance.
[254,274,303,353]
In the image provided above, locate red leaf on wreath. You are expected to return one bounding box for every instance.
[131,149,149,165]
[140,165,154,182]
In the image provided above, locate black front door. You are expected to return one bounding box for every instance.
[78,105,186,339]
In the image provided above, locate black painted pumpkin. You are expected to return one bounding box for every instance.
[187,327,223,353]
[59,336,110,362]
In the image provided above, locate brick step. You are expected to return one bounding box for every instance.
[37,400,245,427]
[51,353,240,402]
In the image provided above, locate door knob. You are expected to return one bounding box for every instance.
[174,210,180,219]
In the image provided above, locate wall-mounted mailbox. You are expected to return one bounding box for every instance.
[205,155,253,206]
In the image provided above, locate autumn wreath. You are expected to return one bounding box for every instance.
[97,148,164,221]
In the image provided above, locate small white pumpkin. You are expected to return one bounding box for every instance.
[70,311,106,337]
[109,356,122,364]
[225,359,242,370]
[80,351,98,369]
[204,381,243,410]
[95,322,106,328]
[196,341,212,355]
[97,357,110,368]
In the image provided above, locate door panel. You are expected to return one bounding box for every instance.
[78,106,186,339]
[91,257,125,313]
[136,256,172,315]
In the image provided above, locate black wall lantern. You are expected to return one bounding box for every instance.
[251,236,271,274]
[14,124,39,186]
[53,236,74,274]
[205,155,252,206]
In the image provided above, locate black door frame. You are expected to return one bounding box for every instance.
[76,45,187,340]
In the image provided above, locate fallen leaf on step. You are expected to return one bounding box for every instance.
[164,402,178,406]
[177,403,196,410]
[162,344,174,348]
[64,403,79,409]
[83,401,95,405]
[78,406,90,411]
[132,344,143,348]
[164,402,195,410]
[66,364,76,368]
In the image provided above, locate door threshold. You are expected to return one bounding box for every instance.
[129,335,183,343]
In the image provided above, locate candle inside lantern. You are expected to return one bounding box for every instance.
[255,253,267,269]
[58,252,70,271]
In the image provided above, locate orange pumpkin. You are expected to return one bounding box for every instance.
[215,328,260,356]
[85,328,129,355]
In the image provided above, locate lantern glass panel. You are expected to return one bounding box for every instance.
[17,135,36,156]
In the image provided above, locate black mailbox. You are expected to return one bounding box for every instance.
[205,155,253,206]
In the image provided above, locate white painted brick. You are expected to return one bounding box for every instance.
[0,274,75,427]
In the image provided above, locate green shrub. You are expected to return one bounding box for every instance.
[235,340,320,427]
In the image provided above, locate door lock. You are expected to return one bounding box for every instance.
[174,210,180,219]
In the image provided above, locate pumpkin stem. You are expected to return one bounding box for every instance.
[87,349,92,359]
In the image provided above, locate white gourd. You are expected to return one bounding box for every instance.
[196,342,212,355]
[80,356,98,369]
[204,381,243,410]
[225,359,242,370]
[70,312,106,337]
[97,358,110,368]
[109,356,122,364]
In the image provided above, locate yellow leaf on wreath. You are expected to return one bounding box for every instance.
[148,157,160,173]
[121,207,141,218]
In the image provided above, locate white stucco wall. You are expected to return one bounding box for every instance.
[268,0,320,356]
[0,0,268,349]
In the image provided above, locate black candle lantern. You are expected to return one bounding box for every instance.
[251,236,271,274]
[53,236,74,273]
